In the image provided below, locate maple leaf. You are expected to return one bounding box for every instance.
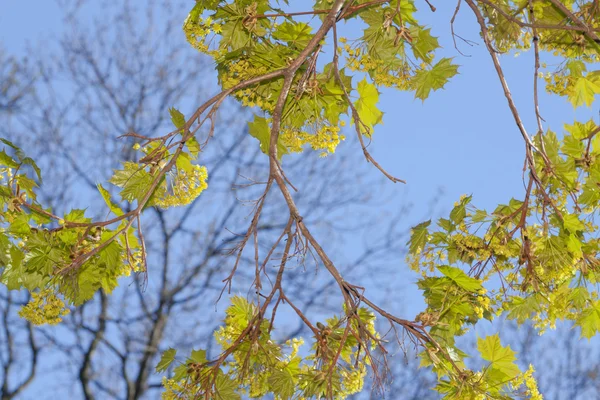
[354,78,383,137]
[569,76,600,108]
[412,58,459,100]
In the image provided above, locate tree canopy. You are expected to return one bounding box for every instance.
[2,0,600,399]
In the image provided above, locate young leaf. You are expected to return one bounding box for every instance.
[563,214,585,233]
[0,150,19,169]
[408,220,431,254]
[569,76,600,108]
[438,266,482,292]
[576,301,600,339]
[156,348,177,372]
[268,369,296,400]
[97,184,124,216]
[354,78,383,136]
[169,107,186,129]
[477,334,520,379]
[471,209,488,223]
[412,58,459,101]
[21,157,42,182]
[0,138,26,160]
[248,115,289,159]
[214,372,241,400]
[169,107,200,158]
[272,21,313,48]
[410,27,440,62]
[110,162,155,203]
[449,195,472,224]
[188,349,207,364]
[172,364,188,381]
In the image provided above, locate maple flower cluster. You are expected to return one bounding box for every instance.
[281,125,346,156]
[19,288,70,325]
[344,43,411,89]
[155,164,208,208]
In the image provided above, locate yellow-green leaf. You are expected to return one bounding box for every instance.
[576,301,600,339]
[569,76,600,108]
[97,184,124,216]
[248,115,288,159]
[354,78,383,136]
[438,266,483,292]
[156,348,177,372]
[408,220,431,254]
[412,58,459,101]
[477,334,520,379]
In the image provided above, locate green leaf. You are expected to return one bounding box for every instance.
[215,372,241,400]
[564,119,596,140]
[169,107,186,129]
[576,301,600,339]
[471,209,488,223]
[449,195,471,224]
[185,136,201,159]
[438,266,482,292]
[225,296,257,329]
[73,263,102,304]
[21,157,42,182]
[410,26,440,62]
[412,58,459,101]
[97,184,124,216]
[540,130,560,162]
[0,185,10,200]
[156,348,177,372]
[98,234,121,265]
[117,221,140,249]
[437,218,454,231]
[64,209,92,224]
[168,108,200,158]
[185,0,219,17]
[0,243,26,290]
[172,364,188,381]
[567,60,587,78]
[568,287,590,309]
[504,295,544,325]
[29,206,52,225]
[109,162,155,203]
[555,159,578,189]
[15,175,38,200]
[247,115,288,159]
[408,220,431,254]
[188,349,207,364]
[566,233,583,258]
[354,78,383,136]
[272,21,313,48]
[562,135,585,158]
[563,213,585,233]
[477,334,520,379]
[8,213,31,236]
[0,138,26,160]
[268,369,296,400]
[0,150,19,169]
[25,242,67,276]
[569,76,600,108]
[579,185,600,206]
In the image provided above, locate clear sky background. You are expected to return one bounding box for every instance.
[1,0,599,398]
